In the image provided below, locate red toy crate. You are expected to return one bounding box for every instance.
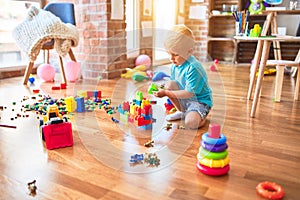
[42,122,73,150]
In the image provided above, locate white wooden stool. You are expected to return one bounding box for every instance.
[266,51,300,102]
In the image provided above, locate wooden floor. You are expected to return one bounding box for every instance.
[0,63,300,200]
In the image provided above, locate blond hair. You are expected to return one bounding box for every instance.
[164,24,195,55]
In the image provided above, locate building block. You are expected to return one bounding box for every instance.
[141,99,150,109]
[136,91,143,101]
[122,101,130,111]
[93,91,101,98]
[128,114,134,123]
[75,97,85,112]
[164,102,174,112]
[148,83,159,94]
[139,124,152,130]
[208,123,221,138]
[65,96,76,113]
[77,90,87,99]
[52,86,60,90]
[134,107,141,116]
[141,113,152,120]
[135,100,142,106]
[118,104,125,114]
[130,104,137,115]
[134,116,151,126]
[141,105,152,115]
[60,83,67,89]
[97,91,102,98]
[87,91,94,98]
[120,112,129,124]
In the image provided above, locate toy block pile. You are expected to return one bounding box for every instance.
[129,153,160,167]
[164,98,176,114]
[196,123,230,176]
[118,91,153,130]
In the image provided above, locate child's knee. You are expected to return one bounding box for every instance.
[185,119,199,129]
[185,118,206,129]
[185,112,206,129]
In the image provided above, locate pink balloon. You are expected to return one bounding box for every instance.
[135,54,151,68]
[37,64,55,82]
[65,61,81,82]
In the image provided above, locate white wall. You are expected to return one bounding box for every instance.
[277,15,300,35]
[276,0,300,35]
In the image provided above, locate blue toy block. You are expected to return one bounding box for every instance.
[141,114,152,120]
[93,90,101,98]
[139,124,152,130]
[75,97,85,112]
[118,104,125,114]
[135,100,142,106]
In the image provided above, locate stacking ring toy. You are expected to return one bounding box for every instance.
[201,140,228,152]
[199,146,228,160]
[196,161,230,176]
[197,153,230,168]
[256,181,285,200]
[202,132,226,145]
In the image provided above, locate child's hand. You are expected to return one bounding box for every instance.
[153,89,166,98]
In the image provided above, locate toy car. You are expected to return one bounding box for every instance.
[39,104,73,150]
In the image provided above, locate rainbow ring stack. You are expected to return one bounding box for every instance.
[196,123,230,176]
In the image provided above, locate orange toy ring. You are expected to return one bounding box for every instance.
[256,181,285,200]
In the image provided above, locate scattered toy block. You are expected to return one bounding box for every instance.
[144,140,154,147]
[51,86,60,90]
[60,83,67,89]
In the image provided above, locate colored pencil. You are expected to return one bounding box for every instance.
[0,124,17,129]
[245,11,250,36]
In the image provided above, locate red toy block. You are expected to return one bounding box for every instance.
[97,91,102,98]
[164,102,174,112]
[122,101,130,111]
[134,107,141,115]
[51,86,60,90]
[87,91,94,98]
[42,122,73,150]
[141,105,152,115]
[128,114,134,123]
[134,115,152,126]
[208,123,221,138]
[60,83,67,89]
